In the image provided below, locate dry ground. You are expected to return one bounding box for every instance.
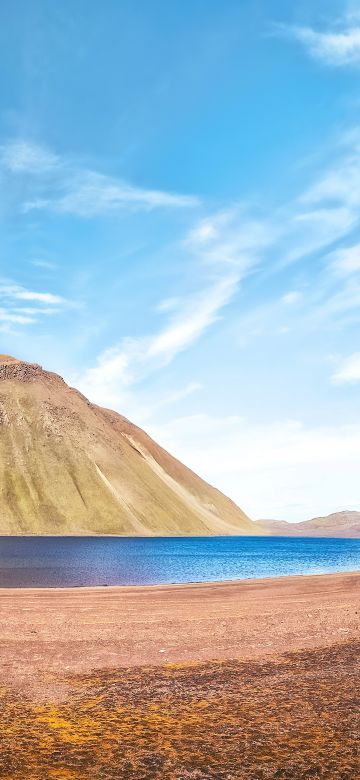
[0,572,359,779]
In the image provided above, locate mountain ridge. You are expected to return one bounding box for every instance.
[255,511,360,538]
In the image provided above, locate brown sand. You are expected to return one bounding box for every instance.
[0,572,359,779]
[0,571,359,686]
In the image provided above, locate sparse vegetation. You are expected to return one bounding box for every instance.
[0,643,358,779]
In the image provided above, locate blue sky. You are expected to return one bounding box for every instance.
[1,0,360,520]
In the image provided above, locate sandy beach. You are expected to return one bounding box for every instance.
[0,571,359,779]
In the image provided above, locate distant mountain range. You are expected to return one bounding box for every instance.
[255,511,360,538]
[0,355,257,536]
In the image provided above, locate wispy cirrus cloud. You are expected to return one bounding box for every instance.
[0,140,60,173]
[77,126,360,409]
[75,204,276,405]
[186,207,277,267]
[0,139,199,217]
[0,284,65,305]
[147,274,239,361]
[187,138,360,276]
[0,282,68,329]
[76,272,239,407]
[301,152,360,208]
[25,171,198,215]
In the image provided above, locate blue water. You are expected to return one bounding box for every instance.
[0,536,359,587]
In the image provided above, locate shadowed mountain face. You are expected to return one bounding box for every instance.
[256,511,360,538]
[0,356,257,536]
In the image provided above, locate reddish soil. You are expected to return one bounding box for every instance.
[0,572,359,779]
[0,572,358,687]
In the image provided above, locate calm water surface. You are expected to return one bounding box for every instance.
[0,536,359,587]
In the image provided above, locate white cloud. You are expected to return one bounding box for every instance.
[148,275,239,361]
[0,284,64,305]
[0,283,67,329]
[148,414,360,521]
[332,352,360,383]
[13,306,61,316]
[281,22,360,66]
[0,309,36,324]
[327,243,360,274]
[79,347,131,401]
[282,291,302,305]
[13,290,64,305]
[0,140,59,173]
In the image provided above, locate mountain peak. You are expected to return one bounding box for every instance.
[0,355,255,536]
[0,355,23,364]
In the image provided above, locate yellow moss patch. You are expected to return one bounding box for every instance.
[0,643,358,779]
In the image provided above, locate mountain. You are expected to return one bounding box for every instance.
[256,511,360,538]
[0,355,258,536]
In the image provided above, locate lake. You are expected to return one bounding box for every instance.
[0,535,359,587]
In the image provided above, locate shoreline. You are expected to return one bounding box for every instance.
[0,567,359,593]
[0,532,359,536]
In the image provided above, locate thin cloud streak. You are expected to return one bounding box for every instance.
[0,309,36,325]
[76,273,240,407]
[42,171,199,214]
[148,275,239,361]
[0,284,65,305]
[0,282,68,329]
[0,139,199,216]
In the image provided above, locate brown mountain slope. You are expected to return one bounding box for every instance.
[0,356,258,536]
[256,511,360,538]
